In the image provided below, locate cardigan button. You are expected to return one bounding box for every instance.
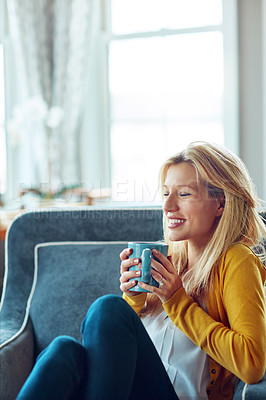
[207,390,211,395]
[211,369,216,374]
[210,380,214,385]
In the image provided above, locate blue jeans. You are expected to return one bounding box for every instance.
[17,295,179,400]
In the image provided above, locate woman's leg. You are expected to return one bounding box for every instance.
[81,294,179,400]
[16,336,86,400]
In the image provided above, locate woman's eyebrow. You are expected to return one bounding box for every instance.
[163,183,198,190]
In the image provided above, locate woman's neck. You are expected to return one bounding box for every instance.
[187,242,205,269]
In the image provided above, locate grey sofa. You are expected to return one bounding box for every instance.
[0,207,265,400]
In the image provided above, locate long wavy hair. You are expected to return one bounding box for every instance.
[141,141,266,315]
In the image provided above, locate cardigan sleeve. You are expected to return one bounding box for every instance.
[122,292,147,315]
[162,245,266,384]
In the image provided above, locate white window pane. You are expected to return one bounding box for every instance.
[111,0,223,34]
[109,32,224,121]
[109,3,225,204]
[111,123,166,202]
[0,46,4,124]
[164,121,224,153]
[109,36,164,119]
[111,121,224,203]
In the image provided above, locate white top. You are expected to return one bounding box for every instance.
[142,309,210,400]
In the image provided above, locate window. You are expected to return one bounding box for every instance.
[0,44,6,195]
[104,0,225,203]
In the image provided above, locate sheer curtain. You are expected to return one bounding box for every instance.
[6,0,99,192]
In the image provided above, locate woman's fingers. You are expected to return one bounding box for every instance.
[120,257,140,274]
[152,249,174,273]
[120,280,138,293]
[119,248,132,261]
[119,248,142,295]
[137,250,183,303]
[120,248,140,273]
[120,270,141,284]
[120,269,142,294]
[150,268,164,283]
[149,257,169,280]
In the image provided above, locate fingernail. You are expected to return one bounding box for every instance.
[153,249,158,254]
[136,271,141,276]
[134,259,139,263]
[131,280,136,285]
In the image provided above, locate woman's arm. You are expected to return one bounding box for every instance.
[163,247,266,384]
[122,292,147,315]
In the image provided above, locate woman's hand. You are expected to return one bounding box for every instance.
[138,249,183,303]
[119,248,142,297]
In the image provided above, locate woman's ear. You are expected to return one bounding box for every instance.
[216,195,225,217]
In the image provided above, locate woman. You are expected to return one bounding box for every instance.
[120,141,266,399]
[16,142,265,400]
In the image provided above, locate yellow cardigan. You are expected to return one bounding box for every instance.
[123,244,266,400]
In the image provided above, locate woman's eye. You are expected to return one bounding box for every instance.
[180,193,191,197]
[163,192,169,198]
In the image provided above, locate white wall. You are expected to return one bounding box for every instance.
[238,0,266,203]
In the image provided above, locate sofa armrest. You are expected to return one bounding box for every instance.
[0,319,35,400]
[233,373,266,400]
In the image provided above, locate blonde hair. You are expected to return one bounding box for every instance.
[141,141,266,314]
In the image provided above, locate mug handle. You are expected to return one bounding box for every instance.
[141,248,152,284]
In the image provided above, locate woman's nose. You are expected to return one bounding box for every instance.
[163,194,179,213]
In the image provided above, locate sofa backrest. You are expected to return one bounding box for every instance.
[0,207,163,353]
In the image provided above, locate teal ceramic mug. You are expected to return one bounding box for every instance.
[128,242,169,292]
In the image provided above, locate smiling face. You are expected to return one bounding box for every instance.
[163,162,224,253]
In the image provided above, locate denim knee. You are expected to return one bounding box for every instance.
[80,294,139,338]
[38,335,86,374]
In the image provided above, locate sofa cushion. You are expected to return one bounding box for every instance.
[30,242,127,353]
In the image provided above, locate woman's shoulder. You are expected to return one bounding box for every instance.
[219,243,266,280]
[225,243,256,258]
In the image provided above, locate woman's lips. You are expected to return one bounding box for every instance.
[168,218,186,228]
